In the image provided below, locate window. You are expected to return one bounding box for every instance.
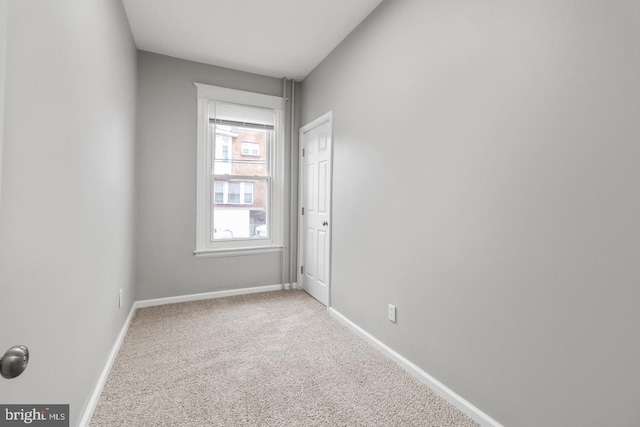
[228,182,241,204]
[241,142,260,156]
[194,83,284,255]
[213,181,253,205]
[244,182,253,204]
[214,181,224,204]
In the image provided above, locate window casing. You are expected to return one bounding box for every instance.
[194,83,284,255]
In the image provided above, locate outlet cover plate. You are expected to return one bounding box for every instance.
[388,304,396,323]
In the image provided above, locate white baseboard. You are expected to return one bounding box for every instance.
[78,303,137,427]
[135,284,283,308]
[284,282,299,290]
[328,308,503,427]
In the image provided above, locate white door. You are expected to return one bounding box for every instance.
[298,112,333,306]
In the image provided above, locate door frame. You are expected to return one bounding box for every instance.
[297,111,333,307]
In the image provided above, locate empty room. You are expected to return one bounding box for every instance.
[0,0,638,426]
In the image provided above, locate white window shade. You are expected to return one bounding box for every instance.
[209,101,275,129]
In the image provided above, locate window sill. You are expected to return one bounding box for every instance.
[193,246,283,258]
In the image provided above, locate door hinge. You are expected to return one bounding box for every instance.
[301,207,304,215]
[302,148,305,157]
[301,266,304,275]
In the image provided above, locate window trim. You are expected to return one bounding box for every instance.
[194,83,285,256]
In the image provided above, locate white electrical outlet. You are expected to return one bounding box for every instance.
[119,288,123,309]
[388,304,396,323]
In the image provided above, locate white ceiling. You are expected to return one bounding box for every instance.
[121,0,384,80]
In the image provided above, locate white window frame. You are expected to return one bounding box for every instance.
[194,83,285,256]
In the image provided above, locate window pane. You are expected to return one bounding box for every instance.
[213,126,269,176]
[212,131,232,175]
[244,182,253,204]
[214,181,224,204]
[208,101,273,242]
[228,182,240,204]
[212,179,268,240]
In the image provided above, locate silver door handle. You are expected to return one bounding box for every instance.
[0,345,29,379]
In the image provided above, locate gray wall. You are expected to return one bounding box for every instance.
[0,0,6,205]
[301,0,640,425]
[0,0,137,425]
[135,52,298,300]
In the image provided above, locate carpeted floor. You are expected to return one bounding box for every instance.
[90,290,479,426]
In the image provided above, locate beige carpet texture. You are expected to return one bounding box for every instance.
[90,290,479,426]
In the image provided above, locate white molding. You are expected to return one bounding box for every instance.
[195,94,209,253]
[78,303,137,427]
[328,308,504,427]
[194,246,283,258]
[300,110,333,134]
[135,284,283,309]
[194,83,284,110]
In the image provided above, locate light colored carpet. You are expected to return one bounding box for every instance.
[91,290,479,426]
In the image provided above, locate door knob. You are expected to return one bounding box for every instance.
[0,345,29,379]
[322,221,328,226]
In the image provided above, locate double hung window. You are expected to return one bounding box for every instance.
[194,83,284,254]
